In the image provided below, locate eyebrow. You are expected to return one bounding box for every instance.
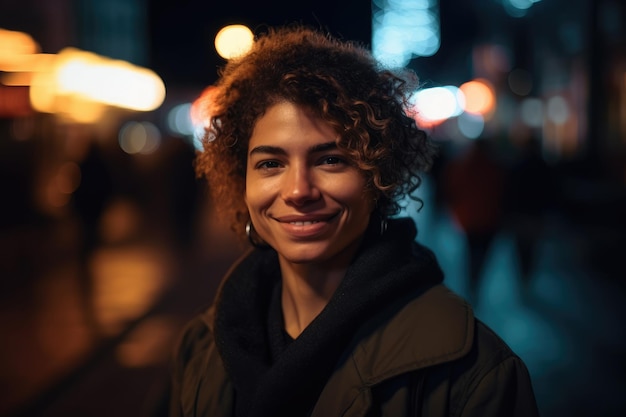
[248,141,338,156]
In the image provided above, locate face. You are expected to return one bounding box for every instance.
[245,101,374,267]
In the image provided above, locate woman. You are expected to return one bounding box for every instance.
[170,26,540,417]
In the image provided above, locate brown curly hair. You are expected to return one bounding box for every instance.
[195,25,437,239]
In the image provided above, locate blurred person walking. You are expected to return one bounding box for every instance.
[442,138,507,304]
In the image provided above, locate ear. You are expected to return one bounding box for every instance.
[368,188,381,213]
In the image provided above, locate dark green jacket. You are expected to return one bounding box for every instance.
[170,218,539,417]
[171,284,539,416]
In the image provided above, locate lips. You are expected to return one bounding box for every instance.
[275,212,338,223]
[273,212,340,238]
[288,220,321,226]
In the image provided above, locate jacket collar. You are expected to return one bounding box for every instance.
[352,284,474,384]
[310,284,474,417]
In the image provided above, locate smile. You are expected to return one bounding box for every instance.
[289,220,321,226]
[273,213,340,238]
[275,212,339,224]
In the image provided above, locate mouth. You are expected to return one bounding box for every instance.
[273,213,340,238]
[288,220,322,226]
[276,212,339,225]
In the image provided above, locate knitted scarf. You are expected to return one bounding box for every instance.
[213,217,444,417]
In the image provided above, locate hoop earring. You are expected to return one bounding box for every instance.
[380,218,388,236]
[372,196,387,236]
[245,220,252,239]
[245,220,267,248]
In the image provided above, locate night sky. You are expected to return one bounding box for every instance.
[147,0,373,88]
[0,0,482,90]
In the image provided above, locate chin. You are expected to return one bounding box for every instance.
[278,246,329,265]
[274,239,361,267]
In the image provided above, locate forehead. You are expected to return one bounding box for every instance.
[249,101,337,148]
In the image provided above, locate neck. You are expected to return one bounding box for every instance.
[279,258,349,339]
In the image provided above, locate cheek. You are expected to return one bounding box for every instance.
[244,187,256,212]
[245,177,274,212]
[332,177,375,212]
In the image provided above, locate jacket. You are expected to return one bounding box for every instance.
[169,218,540,417]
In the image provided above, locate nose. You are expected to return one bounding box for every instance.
[281,165,320,206]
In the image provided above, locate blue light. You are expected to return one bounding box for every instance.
[372,0,441,67]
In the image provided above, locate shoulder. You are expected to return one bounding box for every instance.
[474,320,521,364]
[444,319,524,387]
[170,307,234,416]
[174,310,214,364]
[352,284,530,387]
[448,318,529,383]
[437,320,540,416]
[350,284,474,383]
[452,318,533,390]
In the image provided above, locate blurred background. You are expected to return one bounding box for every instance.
[0,0,624,416]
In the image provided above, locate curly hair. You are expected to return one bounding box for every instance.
[195,25,437,239]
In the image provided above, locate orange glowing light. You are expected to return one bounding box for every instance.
[459,79,495,116]
[0,28,40,65]
[30,48,165,119]
[190,85,221,127]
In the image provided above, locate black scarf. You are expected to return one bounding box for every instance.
[213,217,444,417]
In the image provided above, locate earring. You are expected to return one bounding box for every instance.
[245,220,267,248]
[245,220,252,239]
[380,218,388,236]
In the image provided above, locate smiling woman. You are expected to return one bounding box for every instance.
[245,102,373,271]
[169,25,540,417]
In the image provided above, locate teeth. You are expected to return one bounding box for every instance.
[290,221,319,226]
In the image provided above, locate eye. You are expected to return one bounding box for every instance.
[256,160,282,169]
[319,155,346,166]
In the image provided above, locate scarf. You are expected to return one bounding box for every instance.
[213,217,444,417]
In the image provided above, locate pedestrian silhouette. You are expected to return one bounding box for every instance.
[442,138,506,303]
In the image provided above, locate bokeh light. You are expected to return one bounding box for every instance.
[118,121,162,155]
[546,95,570,125]
[372,0,441,67]
[190,85,222,148]
[214,25,254,60]
[29,48,165,121]
[0,28,40,62]
[459,79,496,116]
[167,103,194,137]
[457,112,485,139]
[411,86,464,125]
[520,97,544,128]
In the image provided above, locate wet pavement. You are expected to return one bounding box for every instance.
[1,180,625,417]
